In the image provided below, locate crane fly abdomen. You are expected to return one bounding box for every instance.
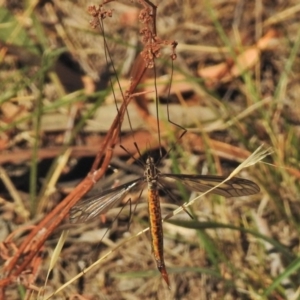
[147,187,170,288]
[145,156,170,287]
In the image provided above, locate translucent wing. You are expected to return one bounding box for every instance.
[160,174,259,197]
[70,178,145,223]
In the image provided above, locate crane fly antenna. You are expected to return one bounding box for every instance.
[156,143,176,166]
[133,142,143,161]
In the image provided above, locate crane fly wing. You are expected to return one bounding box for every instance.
[160,174,260,198]
[70,178,145,223]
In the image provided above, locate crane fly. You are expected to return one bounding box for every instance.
[70,156,260,288]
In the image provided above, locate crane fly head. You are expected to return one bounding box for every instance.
[146,156,155,165]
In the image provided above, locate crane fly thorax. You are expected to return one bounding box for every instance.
[145,157,159,189]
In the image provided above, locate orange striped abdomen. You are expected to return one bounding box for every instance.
[148,188,170,287]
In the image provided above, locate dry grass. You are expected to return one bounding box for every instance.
[0,0,300,299]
